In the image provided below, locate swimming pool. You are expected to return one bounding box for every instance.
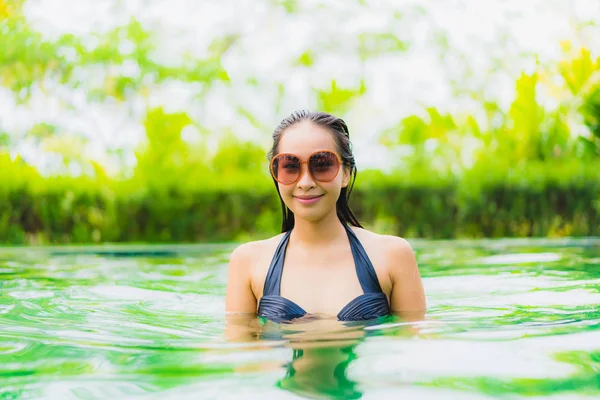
[1,239,599,399]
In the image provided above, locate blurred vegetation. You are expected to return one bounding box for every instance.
[1,1,599,244]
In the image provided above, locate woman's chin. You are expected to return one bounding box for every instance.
[286,205,318,221]
[290,207,339,224]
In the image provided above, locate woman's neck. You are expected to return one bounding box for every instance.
[289,211,347,248]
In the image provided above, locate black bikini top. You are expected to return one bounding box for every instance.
[257,224,390,322]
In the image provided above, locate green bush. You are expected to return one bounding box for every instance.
[1,158,598,244]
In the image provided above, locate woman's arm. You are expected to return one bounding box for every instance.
[386,237,426,317]
[225,243,258,313]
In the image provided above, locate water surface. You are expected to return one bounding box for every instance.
[1,239,599,399]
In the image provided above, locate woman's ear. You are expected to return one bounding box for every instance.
[342,167,351,188]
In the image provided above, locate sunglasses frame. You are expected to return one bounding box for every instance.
[270,150,343,185]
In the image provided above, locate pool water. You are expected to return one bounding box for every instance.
[1,239,599,399]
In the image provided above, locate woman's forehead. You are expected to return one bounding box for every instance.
[278,122,337,155]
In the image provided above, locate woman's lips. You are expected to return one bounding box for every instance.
[294,195,323,205]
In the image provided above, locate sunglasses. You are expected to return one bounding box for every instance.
[270,150,342,185]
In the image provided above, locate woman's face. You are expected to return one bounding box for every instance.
[275,121,350,223]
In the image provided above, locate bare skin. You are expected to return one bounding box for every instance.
[225,121,426,322]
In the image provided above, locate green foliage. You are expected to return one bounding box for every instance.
[276,0,298,14]
[211,132,268,178]
[0,131,10,148]
[1,155,598,244]
[555,46,600,158]
[382,109,457,149]
[0,16,74,100]
[358,32,409,60]
[295,51,315,67]
[0,14,229,103]
[1,4,600,243]
[131,107,270,193]
[579,87,600,156]
[558,47,598,96]
[134,107,194,188]
[316,80,366,116]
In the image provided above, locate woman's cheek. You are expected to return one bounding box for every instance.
[278,184,294,207]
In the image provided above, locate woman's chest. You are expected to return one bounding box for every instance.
[279,254,365,315]
[250,233,393,315]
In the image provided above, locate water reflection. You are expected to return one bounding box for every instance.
[278,344,362,399]
[225,312,424,399]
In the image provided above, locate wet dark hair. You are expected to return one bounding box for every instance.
[267,110,362,232]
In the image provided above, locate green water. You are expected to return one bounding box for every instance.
[1,240,599,399]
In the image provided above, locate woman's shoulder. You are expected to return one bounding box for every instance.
[350,226,413,251]
[229,233,287,299]
[349,226,416,271]
[229,232,287,267]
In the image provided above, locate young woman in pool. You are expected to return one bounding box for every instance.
[225,110,425,322]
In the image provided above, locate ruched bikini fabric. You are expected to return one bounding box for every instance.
[258,224,390,322]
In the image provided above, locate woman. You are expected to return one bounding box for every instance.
[225,110,425,322]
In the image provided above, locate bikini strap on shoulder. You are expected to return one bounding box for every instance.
[344,224,383,294]
[262,230,292,296]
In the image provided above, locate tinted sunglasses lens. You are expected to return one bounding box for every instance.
[309,151,339,182]
[273,154,300,184]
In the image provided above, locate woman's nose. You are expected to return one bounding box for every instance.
[296,164,316,189]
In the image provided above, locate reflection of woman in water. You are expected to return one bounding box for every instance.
[225,314,420,399]
[278,342,362,399]
[225,110,425,320]
[225,313,373,399]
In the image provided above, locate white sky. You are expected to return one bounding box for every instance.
[1,0,599,174]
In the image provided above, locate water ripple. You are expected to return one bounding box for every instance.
[0,241,598,399]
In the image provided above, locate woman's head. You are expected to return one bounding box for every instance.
[267,110,362,232]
